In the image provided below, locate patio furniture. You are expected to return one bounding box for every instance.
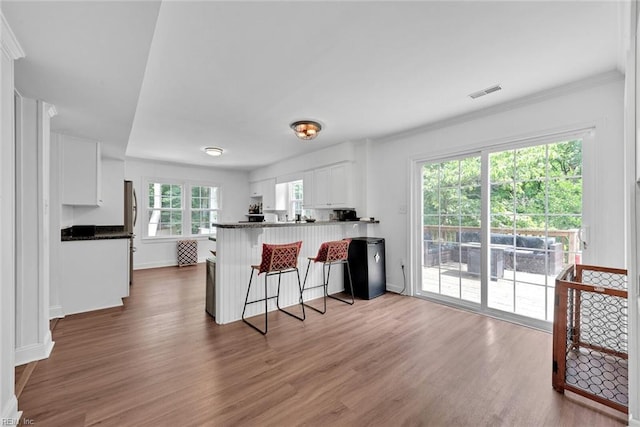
[451,231,563,275]
[466,244,504,280]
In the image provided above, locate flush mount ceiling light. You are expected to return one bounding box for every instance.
[204,147,223,157]
[290,120,322,140]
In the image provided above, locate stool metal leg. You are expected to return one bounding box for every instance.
[276,269,306,321]
[327,260,355,305]
[302,259,327,314]
[242,268,268,335]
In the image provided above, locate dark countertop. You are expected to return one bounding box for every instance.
[211,220,379,229]
[61,225,133,241]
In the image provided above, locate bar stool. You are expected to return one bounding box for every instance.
[242,241,305,334]
[302,239,354,314]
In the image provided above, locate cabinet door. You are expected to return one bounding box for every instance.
[314,167,330,208]
[261,178,276,210]
[61,136,102,206]
[249,181,261,197]
[275,183,287,211]
[302,170,314,208]
[329,163,349,206]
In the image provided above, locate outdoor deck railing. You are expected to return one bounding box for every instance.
[423,225,580,263]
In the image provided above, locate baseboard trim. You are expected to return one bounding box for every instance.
[135,258,208,270]
[386,282,406,295]
[49,305,64,319]
[63,299,124,316]
[0,395,20,425]
[134,260,177,270]
[629,417,640,427]
[14,332,55,366]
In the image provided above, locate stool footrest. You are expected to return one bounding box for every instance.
[328,293,354,305]
[302,283,325,292]
[245,295,279,305]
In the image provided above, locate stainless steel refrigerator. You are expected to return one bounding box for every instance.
[124,180,137,284]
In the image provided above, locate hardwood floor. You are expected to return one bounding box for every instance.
[17,263,626,426]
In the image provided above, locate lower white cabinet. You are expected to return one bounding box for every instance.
[60,239,129,315]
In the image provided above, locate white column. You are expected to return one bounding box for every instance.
[14,95,57,365]
[0,9,24,424]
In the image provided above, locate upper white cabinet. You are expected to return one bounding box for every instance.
[249,181,262,197]
[250,178,278,210]
[312,162,353,209]
[275,183,287,211]
[261,178,276,210]
[302,170,314,208]
[61,136,102,206]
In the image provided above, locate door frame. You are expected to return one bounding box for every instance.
[408,127,594,331]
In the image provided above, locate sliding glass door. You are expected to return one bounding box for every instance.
[488,141,582,321]
[418,138,582,326]
[420,155,482,305]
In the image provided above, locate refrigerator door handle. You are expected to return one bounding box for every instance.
[133,188,138,227]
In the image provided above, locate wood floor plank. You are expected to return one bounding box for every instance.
[16,263,626,426]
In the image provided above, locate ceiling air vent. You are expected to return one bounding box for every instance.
[468,84,502,99]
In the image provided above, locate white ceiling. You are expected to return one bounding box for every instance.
[2,1,627,169]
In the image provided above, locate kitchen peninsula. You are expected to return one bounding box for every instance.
[210,220,379,324]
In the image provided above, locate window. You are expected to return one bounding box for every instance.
[147,183,182,237]
[146,181,221,238]
[191,185,220,235]
[289,180,303,219]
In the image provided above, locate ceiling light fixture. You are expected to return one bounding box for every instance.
[204,147,224,157]
[290,120,322,140]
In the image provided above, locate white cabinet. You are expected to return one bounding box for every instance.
[302,170,314,208]
[249,181,262,197]
[61,136,102,205]
[261,178,276,210]
[250,178,279,210]
[275,183,287,211]
[313,163,353,208]
[60,239,129,315]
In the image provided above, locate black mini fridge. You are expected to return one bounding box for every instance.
[345,237,386,299]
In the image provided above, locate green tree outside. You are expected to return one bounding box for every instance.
[423,140,582,232]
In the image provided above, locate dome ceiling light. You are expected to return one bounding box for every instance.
[290,120,322,141]
[204,147,224,157]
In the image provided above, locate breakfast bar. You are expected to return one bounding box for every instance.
[210,220,379,324]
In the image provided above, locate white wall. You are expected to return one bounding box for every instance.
[0,8,23,423]
[367,73,625,292]
[125,158,250,269]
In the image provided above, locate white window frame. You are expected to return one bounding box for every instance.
[288,180,303,219]
[143,178,222,241]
